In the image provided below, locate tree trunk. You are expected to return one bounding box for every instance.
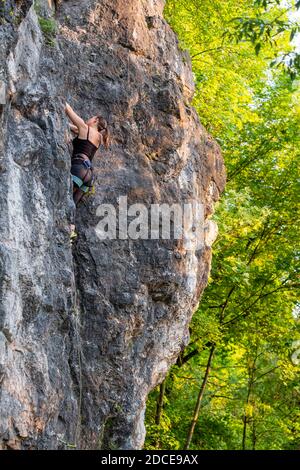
[242,367,255,450]
[184,344,215,450]
[251,419,257,450]
[155,380,166,425]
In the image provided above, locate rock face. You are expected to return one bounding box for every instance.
[0,0,226,450]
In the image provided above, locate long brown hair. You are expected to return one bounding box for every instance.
[97,116,110,149]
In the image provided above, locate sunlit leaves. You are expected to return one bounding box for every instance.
[145,0,300,451]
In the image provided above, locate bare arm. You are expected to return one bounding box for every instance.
[65,102,86,129]
[70,124,79,134]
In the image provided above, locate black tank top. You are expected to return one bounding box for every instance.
[72,126,99,161]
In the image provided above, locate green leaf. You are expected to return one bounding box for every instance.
[290,29,296,42]
[255,43,261,55]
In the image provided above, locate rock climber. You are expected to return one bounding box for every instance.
[65,101,110,206]
[64,102,110,240]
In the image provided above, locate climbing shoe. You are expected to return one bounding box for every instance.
[70,224,77,244]
[70,229,77,243]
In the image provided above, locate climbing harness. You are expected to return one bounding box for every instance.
[71,155,95,195]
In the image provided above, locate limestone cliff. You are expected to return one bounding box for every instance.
[0,0,226,449]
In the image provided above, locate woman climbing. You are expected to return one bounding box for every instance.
[64,102,110,206]
[65,102,110,242]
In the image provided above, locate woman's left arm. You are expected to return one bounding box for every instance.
[65,102,86,129]
[70,124,79,134]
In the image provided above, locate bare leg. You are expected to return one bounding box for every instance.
[70,170,92,241]
[73,187,85,206]
[69,188,83,243]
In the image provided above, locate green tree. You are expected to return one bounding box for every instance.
[144,0,300,451]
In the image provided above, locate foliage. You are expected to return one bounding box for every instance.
[34,0,57,47]
[144,0,300,451]
[38,16,57,46]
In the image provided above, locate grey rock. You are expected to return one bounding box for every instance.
[0,81,6,105]
[0,0,226,450]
